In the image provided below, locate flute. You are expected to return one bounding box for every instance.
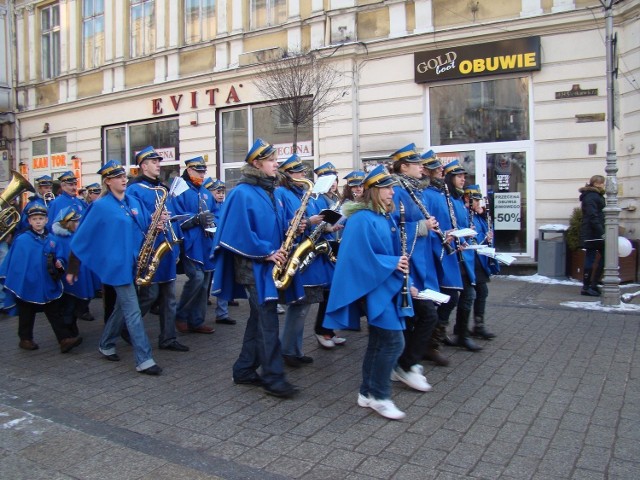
[399,202,410,308]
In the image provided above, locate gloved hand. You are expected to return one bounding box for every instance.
[198,210,214,227]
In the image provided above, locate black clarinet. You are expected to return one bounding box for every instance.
[443,183,463,262]
[397,177,455,255]
[399,202,410,308]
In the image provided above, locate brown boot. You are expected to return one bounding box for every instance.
[424,346,450,366]
[60,336,83,353]
[19,339,39,350]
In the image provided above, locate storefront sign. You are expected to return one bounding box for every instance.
[414,37,540,83]
[273,141,313,159]
[151,85,243,115]
[555,84,598,99]
[494,192,521,231]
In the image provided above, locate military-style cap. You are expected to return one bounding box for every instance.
[443,159,466,176]
[464,184,483,200]
[135,146,163,166]
[184,156,207,172]
[58,171,77,183]
[98,160,126,178]
[55,206,82,224]
[35,175,53,186]
[86,182,101,194]
[26,204,48,217]
[211,179,225,191]
[421,150,443,170]
[314,162,338,177]
[245,139,276,164]
[344,170,365,187]
[390,143,421,163]
[203,177,214,190]
[363,164,397,190]
[279,154,306,174]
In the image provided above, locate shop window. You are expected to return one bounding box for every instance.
[130,0,156,58]
[41,4,61,79]
[104,118,179,185]
[219,103,314,189]
[430,77,529,146]
[185,0,216,44]
[30,135,68,182]
[250,0,287,30]
[82,0,105,70]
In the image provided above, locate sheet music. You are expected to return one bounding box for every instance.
[450,228,477,238]
[416,289,451,304]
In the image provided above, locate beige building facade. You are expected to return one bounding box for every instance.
[1,0,639,260]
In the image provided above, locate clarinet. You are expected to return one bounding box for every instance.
[468,207,478,245]
[397,177,455,255]
[484,195,498,268]
[399,202,410,308]
[443,183,463,262]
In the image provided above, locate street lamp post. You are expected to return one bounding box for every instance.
[601,0,621,306]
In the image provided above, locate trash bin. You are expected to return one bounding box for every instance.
[538,226,568,278]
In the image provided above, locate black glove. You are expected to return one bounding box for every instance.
[198,211,214,227]
[47,253,63,281]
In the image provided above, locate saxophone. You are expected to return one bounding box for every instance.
[135,185,179,287]
[272,177,314,290]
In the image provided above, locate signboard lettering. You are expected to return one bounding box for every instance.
[493,192,521,231]
[151,85,243,115]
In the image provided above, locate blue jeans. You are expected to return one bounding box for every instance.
[280,302,311,357]
[99,283,156,371]
[176,257,211,327]
[361,325,405,401]
[138,281,178,347]
[232,285,289,390]
[216,298,229,319]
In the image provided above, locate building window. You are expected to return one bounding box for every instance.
[82,0,105,70]
[130,0,156,58]
[41,4,61,79]
[250,0,286,30]
[429,77,530,146]
[30,135,69,182]
[219,103,313,188]
[104,118,180,185]
[185,0,216,44]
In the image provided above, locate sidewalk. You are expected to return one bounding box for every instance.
[0,276,639,479]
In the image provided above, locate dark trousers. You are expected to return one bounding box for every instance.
[314,290,333,336]
[398,298,438,371]
[103,284,117,323]
[437,287,460,326]
[61,293,80,337]
[473,281,489,318]
[17,298,73,342]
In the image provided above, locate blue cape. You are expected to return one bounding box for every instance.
[46,192,88,231]
[451,196,476,284]
[324,207,412,331]
[18,196,46,233]
[212,182,304,305]
[51,226,100,300]
[0,229,63,303]
[70,192,149,286]
[473,215,500,276]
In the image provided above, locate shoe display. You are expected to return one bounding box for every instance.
[367,397,406,420]
[315,334,335,349]
[263,382,299,398]
[159,340,190,352]
[215,317,237,325]
[189,325,215,334]
[139,364,163,375]
[18,339,39,351]
[391,365,433,392]
[357,393,371,407]
[60,336,83,353]
[233,375,264,386]
[331,336,347,346]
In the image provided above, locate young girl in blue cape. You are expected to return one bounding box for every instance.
[0,204,81,353]
[323,164,413,421]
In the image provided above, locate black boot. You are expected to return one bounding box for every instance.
[437,324,456,347]
[581,269,600,297]
[423,336,450,366]
[472,315,496,340]
[455,308,482,352]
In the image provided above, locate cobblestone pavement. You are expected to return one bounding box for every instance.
[1,277,639,479]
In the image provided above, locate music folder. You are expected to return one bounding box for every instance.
[318,209,343,225]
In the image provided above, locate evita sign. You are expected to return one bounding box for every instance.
[414,37,541,83]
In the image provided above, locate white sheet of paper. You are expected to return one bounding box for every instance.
[205,227,217,233]
[312,174,337,195]
[416,289,451,304]
[169,176,189,197]
[450,228,478,238]
[494,253,516,265]
[462,244,485,250]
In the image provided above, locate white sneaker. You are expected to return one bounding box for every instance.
[357,393,371,407]
[368,398,406,420]
[331,335,347,345]
[391,365,433,392]
[315,334,335,349]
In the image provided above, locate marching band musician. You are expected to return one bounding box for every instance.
[389,144,439,392]
[311,161,346,349]
[421,152,462,362]
[172,156,216,335]
[0,204,82,353]
[66,160,162,375]
[464,185,498,340]
[212,139,304,398]
[46,171,87,232]
[323,164,413,420]
[18,175,54,233]
[443,159,482,352]
[127,146,189,352]
[342,170,365,201]
[85,183,101,204]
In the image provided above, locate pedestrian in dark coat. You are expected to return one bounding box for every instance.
[579,174,605,296]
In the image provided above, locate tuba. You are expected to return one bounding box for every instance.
[135,185,180,286]
[0,171,36,241]
[272,177,314,290]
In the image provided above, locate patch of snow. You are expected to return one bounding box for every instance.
[2,417,30,429]
[538,224,569,231]
[561,301,640,312]
[500,274,581,286]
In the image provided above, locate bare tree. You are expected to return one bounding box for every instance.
[254,51,344,151]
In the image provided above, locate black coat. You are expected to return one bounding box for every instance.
[579,186,605,246]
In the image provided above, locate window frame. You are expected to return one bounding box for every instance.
[82,0,105,70]
[130,0,156,58]
[249,0,287,30]
[40,3,61,80]
[184,0,216,45]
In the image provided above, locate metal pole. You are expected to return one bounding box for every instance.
[601,0,621,306]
